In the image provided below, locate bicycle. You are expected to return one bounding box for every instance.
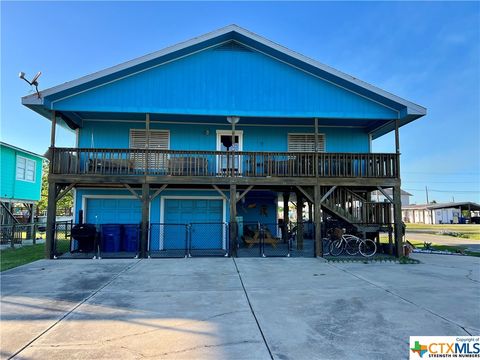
[346,236,377,257]
[327,228,377,257]
[327,228,359,256]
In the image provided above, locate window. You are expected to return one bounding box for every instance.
[129,129,170,150]
[288,133,325,152]
[16,156,36,182]
[129,129,170,169]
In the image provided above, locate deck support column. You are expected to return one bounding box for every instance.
[45,182,57,259]
[28,204,37,244]
[296,192,304,250]
[393,118,403,257]
[393,186,403,257]
[140,183,150,258]
[45,111,57,259]
[229,184,237,256]
[314,185,322,257]
[282,192,290,242]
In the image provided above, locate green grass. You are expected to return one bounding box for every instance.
[456,233,480,240]
[1,244,46,272]
[406,223,480,233]
[1,238,71,272]
[409,240,480,258]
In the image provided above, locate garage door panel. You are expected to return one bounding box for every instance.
[161,198,224,250]
[86,198,141,224]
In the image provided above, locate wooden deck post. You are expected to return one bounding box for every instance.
[393,118,403,257]
[314,185,322,257]
[45,111,57,259]
[296,192,304,250]
[140,183,150,258]
[282,192,290,242]
[28,204,37,244]
[314,118,319,177]
[50,110,57,148]
[393,186,403,257]
[229,184,237,256]
[45,182,57,259]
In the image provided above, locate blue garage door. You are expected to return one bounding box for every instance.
[163,198,224,250]
[86,198,142,224]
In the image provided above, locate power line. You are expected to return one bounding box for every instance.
[403,171,480,175]
[404,188,479,194]
[403,181,479,184]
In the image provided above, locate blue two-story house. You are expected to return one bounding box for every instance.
[22,25,425,259]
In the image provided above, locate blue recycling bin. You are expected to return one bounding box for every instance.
[122,225,139,252]
[102,224,121,252]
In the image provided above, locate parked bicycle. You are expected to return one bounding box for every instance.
[344,236,377,257]
[327,228,377,257]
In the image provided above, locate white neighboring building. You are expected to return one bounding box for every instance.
[402,202,480,224]
[371,189,412,206]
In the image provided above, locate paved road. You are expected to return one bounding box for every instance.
[1,255,479,359]
[406,231,480,252]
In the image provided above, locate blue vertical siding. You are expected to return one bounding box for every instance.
[78,121,369,152]
[74,189,228,225]
[52,45,398,120]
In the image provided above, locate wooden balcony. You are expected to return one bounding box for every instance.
[51,148,399,179]
[51,148,399,181]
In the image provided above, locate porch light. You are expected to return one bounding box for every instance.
[227,116,240,124]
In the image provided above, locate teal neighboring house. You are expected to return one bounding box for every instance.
[0,142,45,225]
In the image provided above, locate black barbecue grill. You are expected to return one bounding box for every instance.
[71,224,97,253]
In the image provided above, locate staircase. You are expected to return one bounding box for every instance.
[0,202,20,225]
[320,187,392,233]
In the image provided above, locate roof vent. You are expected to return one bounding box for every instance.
[214,41,252,52]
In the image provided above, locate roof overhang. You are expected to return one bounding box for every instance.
[22,24,426,137]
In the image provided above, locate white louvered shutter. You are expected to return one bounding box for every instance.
[288,134,325,152]
[130,129,169,169]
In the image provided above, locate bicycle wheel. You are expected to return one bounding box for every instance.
[345,237,360,256]
[329,239,344,256]
[359,239,377,257]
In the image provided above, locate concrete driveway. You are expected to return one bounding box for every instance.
[1,255,479,360]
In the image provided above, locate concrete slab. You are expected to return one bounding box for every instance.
[1,255,478,359]
[1,260,138,359]
[234,256,479,359]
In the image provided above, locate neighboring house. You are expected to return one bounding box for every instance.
[402,202,480,224]
[22,25,426,258]
[0,142,45,225]
[371,189,412,206]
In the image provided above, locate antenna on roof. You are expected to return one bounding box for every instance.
[19,71,42,98]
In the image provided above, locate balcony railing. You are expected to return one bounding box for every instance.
[51,148,399,178]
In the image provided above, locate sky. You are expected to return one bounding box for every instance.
[1,1,479,204]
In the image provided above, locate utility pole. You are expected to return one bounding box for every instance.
[425,186,429,204]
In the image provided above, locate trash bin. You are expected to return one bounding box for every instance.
[122,224,139,252]
[102,224,121,252]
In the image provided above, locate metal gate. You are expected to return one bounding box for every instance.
[235,221,315,258]
[149,222,228,258]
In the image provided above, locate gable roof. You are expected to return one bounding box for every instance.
[372,189,413,197]
[0,141,46,160]
[403,202,480,211]
[22,24,426,136]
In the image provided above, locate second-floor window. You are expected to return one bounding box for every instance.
[129,129,170,169]
[288,133,325,152]
[129,129,170,150]
[16,156,36,182]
